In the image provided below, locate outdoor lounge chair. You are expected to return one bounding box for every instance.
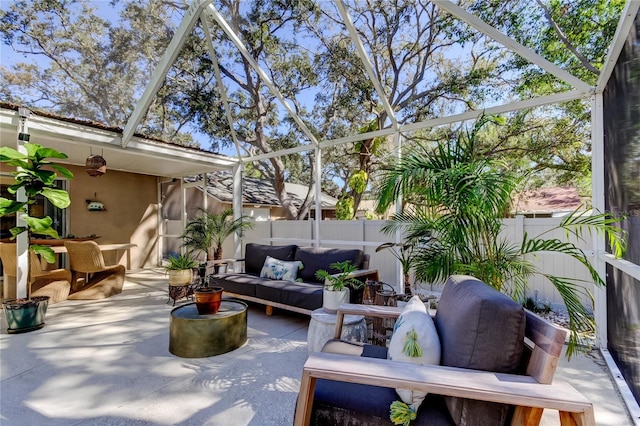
[295,275,595,426]
[0,243,71,303]
[64,240,125,299]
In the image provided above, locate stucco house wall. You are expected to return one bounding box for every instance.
[65,164,160,269]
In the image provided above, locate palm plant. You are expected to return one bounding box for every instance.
[375,239,418,296]
[375,114,626,357]
[181,208,253,261]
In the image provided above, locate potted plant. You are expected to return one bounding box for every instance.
[164,253,199,286]
[181,208,253,273]
[375,113,627,357]
[376,239,418,298]
[0,142,73,333]
[316,260,364,313]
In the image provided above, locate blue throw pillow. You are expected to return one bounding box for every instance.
[260,256,303,281]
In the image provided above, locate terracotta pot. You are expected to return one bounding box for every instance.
[194,286,223,315]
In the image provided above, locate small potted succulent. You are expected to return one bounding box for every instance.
[316,260,364,313]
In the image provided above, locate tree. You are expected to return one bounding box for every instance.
[0,0,203,146]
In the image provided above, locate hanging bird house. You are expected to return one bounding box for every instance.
[86,154,107,176]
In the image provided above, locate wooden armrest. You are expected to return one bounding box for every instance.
[333,303,403,339]
[346,268,379,279]
[294,352,595,426]
[328,268,379,281]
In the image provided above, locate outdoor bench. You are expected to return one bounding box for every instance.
[209,243,378,315]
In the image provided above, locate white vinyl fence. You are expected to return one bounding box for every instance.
[225,217,596,310]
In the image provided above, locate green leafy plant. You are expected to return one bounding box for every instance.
[0,143,73,263]
[375,114,627,358]
[164,253,198,271]
[315,260,364,291]
[181,208,253,261]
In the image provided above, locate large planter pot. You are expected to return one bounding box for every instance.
[322,287,349,313]
[194,286,224,315]
[168,269,193,287]
[3,296,50,334]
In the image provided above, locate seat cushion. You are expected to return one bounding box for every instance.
[209,273,262,297]
[244,243,297,275]
[434,275,525,425]
[255,280,323,311]
[310,343,454,425]
[294,247,364,284]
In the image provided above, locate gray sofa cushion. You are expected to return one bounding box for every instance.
[244,243,297,275]
[294,247,364,284]
[434,275,525,425]
[256,280,323,311]
[209,273,261,297]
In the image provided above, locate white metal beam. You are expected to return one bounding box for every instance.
[335,0,399,130]
[204,4,320,146]
[591,93,607,348]
[122,0,213,147]
[201,16,245,160]
[434,1,594,94]
[399,89,588,133]
[243,90,587,162]
[596,1,640,93]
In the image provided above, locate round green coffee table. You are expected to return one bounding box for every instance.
[169,299,248,358]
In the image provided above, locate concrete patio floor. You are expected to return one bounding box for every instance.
[0,269,635,425]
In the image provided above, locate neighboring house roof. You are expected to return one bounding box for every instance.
[512,187,584,215]
[185,173,337,208]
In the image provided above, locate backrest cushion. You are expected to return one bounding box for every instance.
[244,243,297,275]
[434,275,526,425]
[294,247,364,284]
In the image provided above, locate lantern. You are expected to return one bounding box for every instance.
[86,154,106,176]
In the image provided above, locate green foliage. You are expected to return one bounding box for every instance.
[164,253,198,271]
[181,208,254,261]
[375,115,627,358]
[0,143,73,262]
[335,196,354,220]
[315,260,364,291]
[349,171,368,195]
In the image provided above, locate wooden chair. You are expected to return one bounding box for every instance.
[295,303,595,426]
[0,243,71,303]
[64,240,125,299]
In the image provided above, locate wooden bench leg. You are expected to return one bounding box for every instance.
[294,371,316,426]
[265,305,273,316]
[559,408,595,426]
[512,406,544,425]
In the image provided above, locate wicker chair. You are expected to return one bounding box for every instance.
[64,240,125,299]
[0,243,71,303]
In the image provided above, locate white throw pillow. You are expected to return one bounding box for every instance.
[388,295,441,410]
[259,256,303,281]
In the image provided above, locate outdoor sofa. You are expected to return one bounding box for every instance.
[209,243,378,315]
